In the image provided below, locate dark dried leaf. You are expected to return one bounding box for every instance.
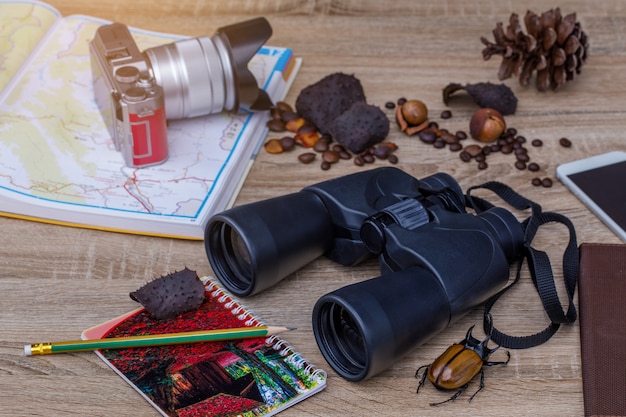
[130,267,206,320]
[442,82,518,115]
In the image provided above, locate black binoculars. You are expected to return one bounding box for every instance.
[204,167,524,381]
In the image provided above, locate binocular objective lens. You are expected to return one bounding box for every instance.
[319,303,367,377]
[213,223,253,292]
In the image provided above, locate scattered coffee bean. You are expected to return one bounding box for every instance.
[455,131,467,140]
[373,145,392,159]
[530,177,554,188]
[313,139,329,152]
[515,160,527,170]
[266,118,286,132]
[276,101,294,113]
[279,136,296,151]
[397,97,407,105]
[559,137,572,147]
[321,161,331,170]
[478,161,488,170]
[363,154,375,163]
[322,150,340,163]
[433,139,446,149]
[460,151,472,162]
[281,111,299,123]
[418,129,437,144]
[332,144,347,153]
[354,155,365,166]
[298,152,316,164]
[440,132,458,144]
[531,139,543,147]
[388,154,399,164]
[449,143,463,152]
[440,110,452,119]
[528,162,540,172]
[464,144,483,157]
[385,101,396,109]
[516,153,530,163]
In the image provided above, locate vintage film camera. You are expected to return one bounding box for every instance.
[90,18,273,167]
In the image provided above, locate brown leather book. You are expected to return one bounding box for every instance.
[578,243,626,417]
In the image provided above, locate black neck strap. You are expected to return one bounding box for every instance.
[465,181,578,349]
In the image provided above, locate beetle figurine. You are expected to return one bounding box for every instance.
[415,325,510,406]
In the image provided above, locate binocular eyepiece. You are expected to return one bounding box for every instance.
[205,167,524,381]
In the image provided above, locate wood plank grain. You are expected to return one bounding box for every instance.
[2,0,622,415]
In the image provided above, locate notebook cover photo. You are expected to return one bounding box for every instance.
[82,277,327,417]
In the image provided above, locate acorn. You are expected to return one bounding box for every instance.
[469,108,506,142]
[400,100,428,125]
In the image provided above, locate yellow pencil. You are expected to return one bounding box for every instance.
[24,326,293,356]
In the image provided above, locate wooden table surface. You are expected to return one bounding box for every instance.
[2,0,624,416]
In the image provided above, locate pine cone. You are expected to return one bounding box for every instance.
[481,8,589,91]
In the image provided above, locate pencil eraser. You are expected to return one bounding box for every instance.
[24,345,32,356]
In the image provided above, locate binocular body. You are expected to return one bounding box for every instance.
[205,167,524,381]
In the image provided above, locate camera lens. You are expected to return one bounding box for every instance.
[314,301,368,379]
[142,17,273,119]
[212,222,254,293]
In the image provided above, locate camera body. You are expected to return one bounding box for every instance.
[205,167,524,381]
[90,18,274,168]
[90,23,168,168]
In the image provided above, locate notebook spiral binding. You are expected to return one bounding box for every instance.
[205,277,327,381]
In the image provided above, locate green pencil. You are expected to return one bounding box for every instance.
[24,326,293,356]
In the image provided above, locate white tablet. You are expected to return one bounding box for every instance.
[556,151,626,242]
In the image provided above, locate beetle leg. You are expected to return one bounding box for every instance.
[429,384,467,406]
[484,350,511,367]
[415,365,429,393]
[468,368,485,402]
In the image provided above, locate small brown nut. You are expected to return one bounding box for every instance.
[294,130,320,148]
[285,117,307,132]
[264,138,284,154]
[401,100,428,125]
[469,108,506,142]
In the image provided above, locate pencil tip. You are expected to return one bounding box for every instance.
[286,327,297,331]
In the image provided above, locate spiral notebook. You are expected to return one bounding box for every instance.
[82,277,327,417]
